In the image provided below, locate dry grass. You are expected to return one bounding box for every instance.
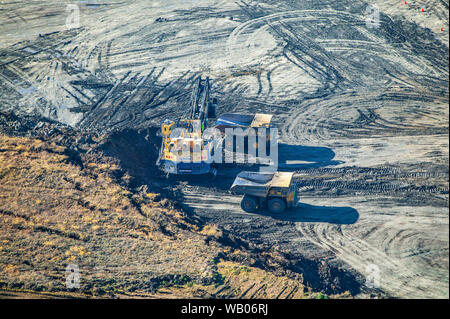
[0,134,310,298]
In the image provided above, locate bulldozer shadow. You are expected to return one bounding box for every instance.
[266,202,359,225]
[278,143,344,169]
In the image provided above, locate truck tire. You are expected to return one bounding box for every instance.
[241,195,258,213]
[268,198,286,214]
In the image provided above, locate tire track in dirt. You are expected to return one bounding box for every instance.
[209,1,448,298]
[295,199,449,298]
[281,88,448,145]
[227,1,448,99]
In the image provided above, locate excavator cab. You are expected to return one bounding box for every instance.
[157,77,215,176]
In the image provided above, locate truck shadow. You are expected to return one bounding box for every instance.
[264,202,359,225]
[181,143,343,189]
[277,143,344,170]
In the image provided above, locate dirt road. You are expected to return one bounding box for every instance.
[0,0,448,298]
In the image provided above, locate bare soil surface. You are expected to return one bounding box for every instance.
[0,0,448,298]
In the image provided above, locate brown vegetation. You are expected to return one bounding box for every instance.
[0,133,322,298]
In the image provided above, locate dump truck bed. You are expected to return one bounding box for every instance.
[230,171,295,197]
[215,113,273,132]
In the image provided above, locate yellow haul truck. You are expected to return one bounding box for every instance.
[230,171,298,213]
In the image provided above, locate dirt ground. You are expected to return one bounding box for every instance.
[0,0,448,298]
